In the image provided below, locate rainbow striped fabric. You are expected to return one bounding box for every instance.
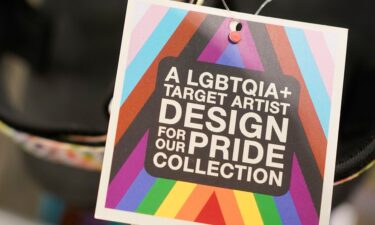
[100,1,346,224]
[0,121,104,171]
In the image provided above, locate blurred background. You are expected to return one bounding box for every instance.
[0,0,374,224]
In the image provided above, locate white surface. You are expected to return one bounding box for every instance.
[0,210,48,225]
[330,203,358,225]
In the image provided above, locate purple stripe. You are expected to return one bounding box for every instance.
[237,20,264,71]
[116,169,156,211]
[274,192,302,225]
[290,154,319,225]
[105,131,149,208]
[198,18,230,63]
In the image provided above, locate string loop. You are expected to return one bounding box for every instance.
[220,0,273,16]
[220,0,273,44]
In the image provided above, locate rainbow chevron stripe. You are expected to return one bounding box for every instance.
[105,2,338,225]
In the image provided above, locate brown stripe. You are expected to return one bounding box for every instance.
[114,12,207,143]
[266,24,327,176]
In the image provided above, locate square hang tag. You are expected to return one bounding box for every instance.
[95,0,348,225]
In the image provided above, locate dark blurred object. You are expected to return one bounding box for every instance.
[0,0,374,209]
[0,0,51,72]
[0,0,125,139]
[23,152,100,209]
[0,0,126,207]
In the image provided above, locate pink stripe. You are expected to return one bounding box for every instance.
[290,154,319,225]
[105,131,149,208]
[198,18,230,62]
[305,30,334,97]
[237,20,264,71]
[126,6,168,66]
[131,3,150,31]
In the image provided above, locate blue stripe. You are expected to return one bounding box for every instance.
[274,192,302,225]
[217,43,245,68]
[116,169,156,211]
[285,27,331,136]
[121,8,188,103]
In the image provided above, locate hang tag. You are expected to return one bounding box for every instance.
[95,0,348,224]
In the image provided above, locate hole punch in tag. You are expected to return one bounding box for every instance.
[228,20,242,43]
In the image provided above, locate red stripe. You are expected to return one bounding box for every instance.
[195,193,226,225]
[115,12,207,143]
[266,25,327,175]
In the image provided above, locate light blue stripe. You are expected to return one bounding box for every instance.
[121,8,188,103]
[285,27,330,136]
[274,192,302,225]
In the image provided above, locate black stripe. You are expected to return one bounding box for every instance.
[109,98,154,181]
[289,119,323,213]
[250,21,322,212]
[178,14,225,60]
[248,21,283,76]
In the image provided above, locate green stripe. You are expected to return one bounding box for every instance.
[254,194,283,225]
[136,178,176,214]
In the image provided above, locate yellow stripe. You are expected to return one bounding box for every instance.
[156,181,197,217]
[234,191,264,225]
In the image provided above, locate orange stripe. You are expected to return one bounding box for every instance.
[266,25,327,175]
[115,12,207,143]
[215,188,245,225]
[176,185,214,220]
